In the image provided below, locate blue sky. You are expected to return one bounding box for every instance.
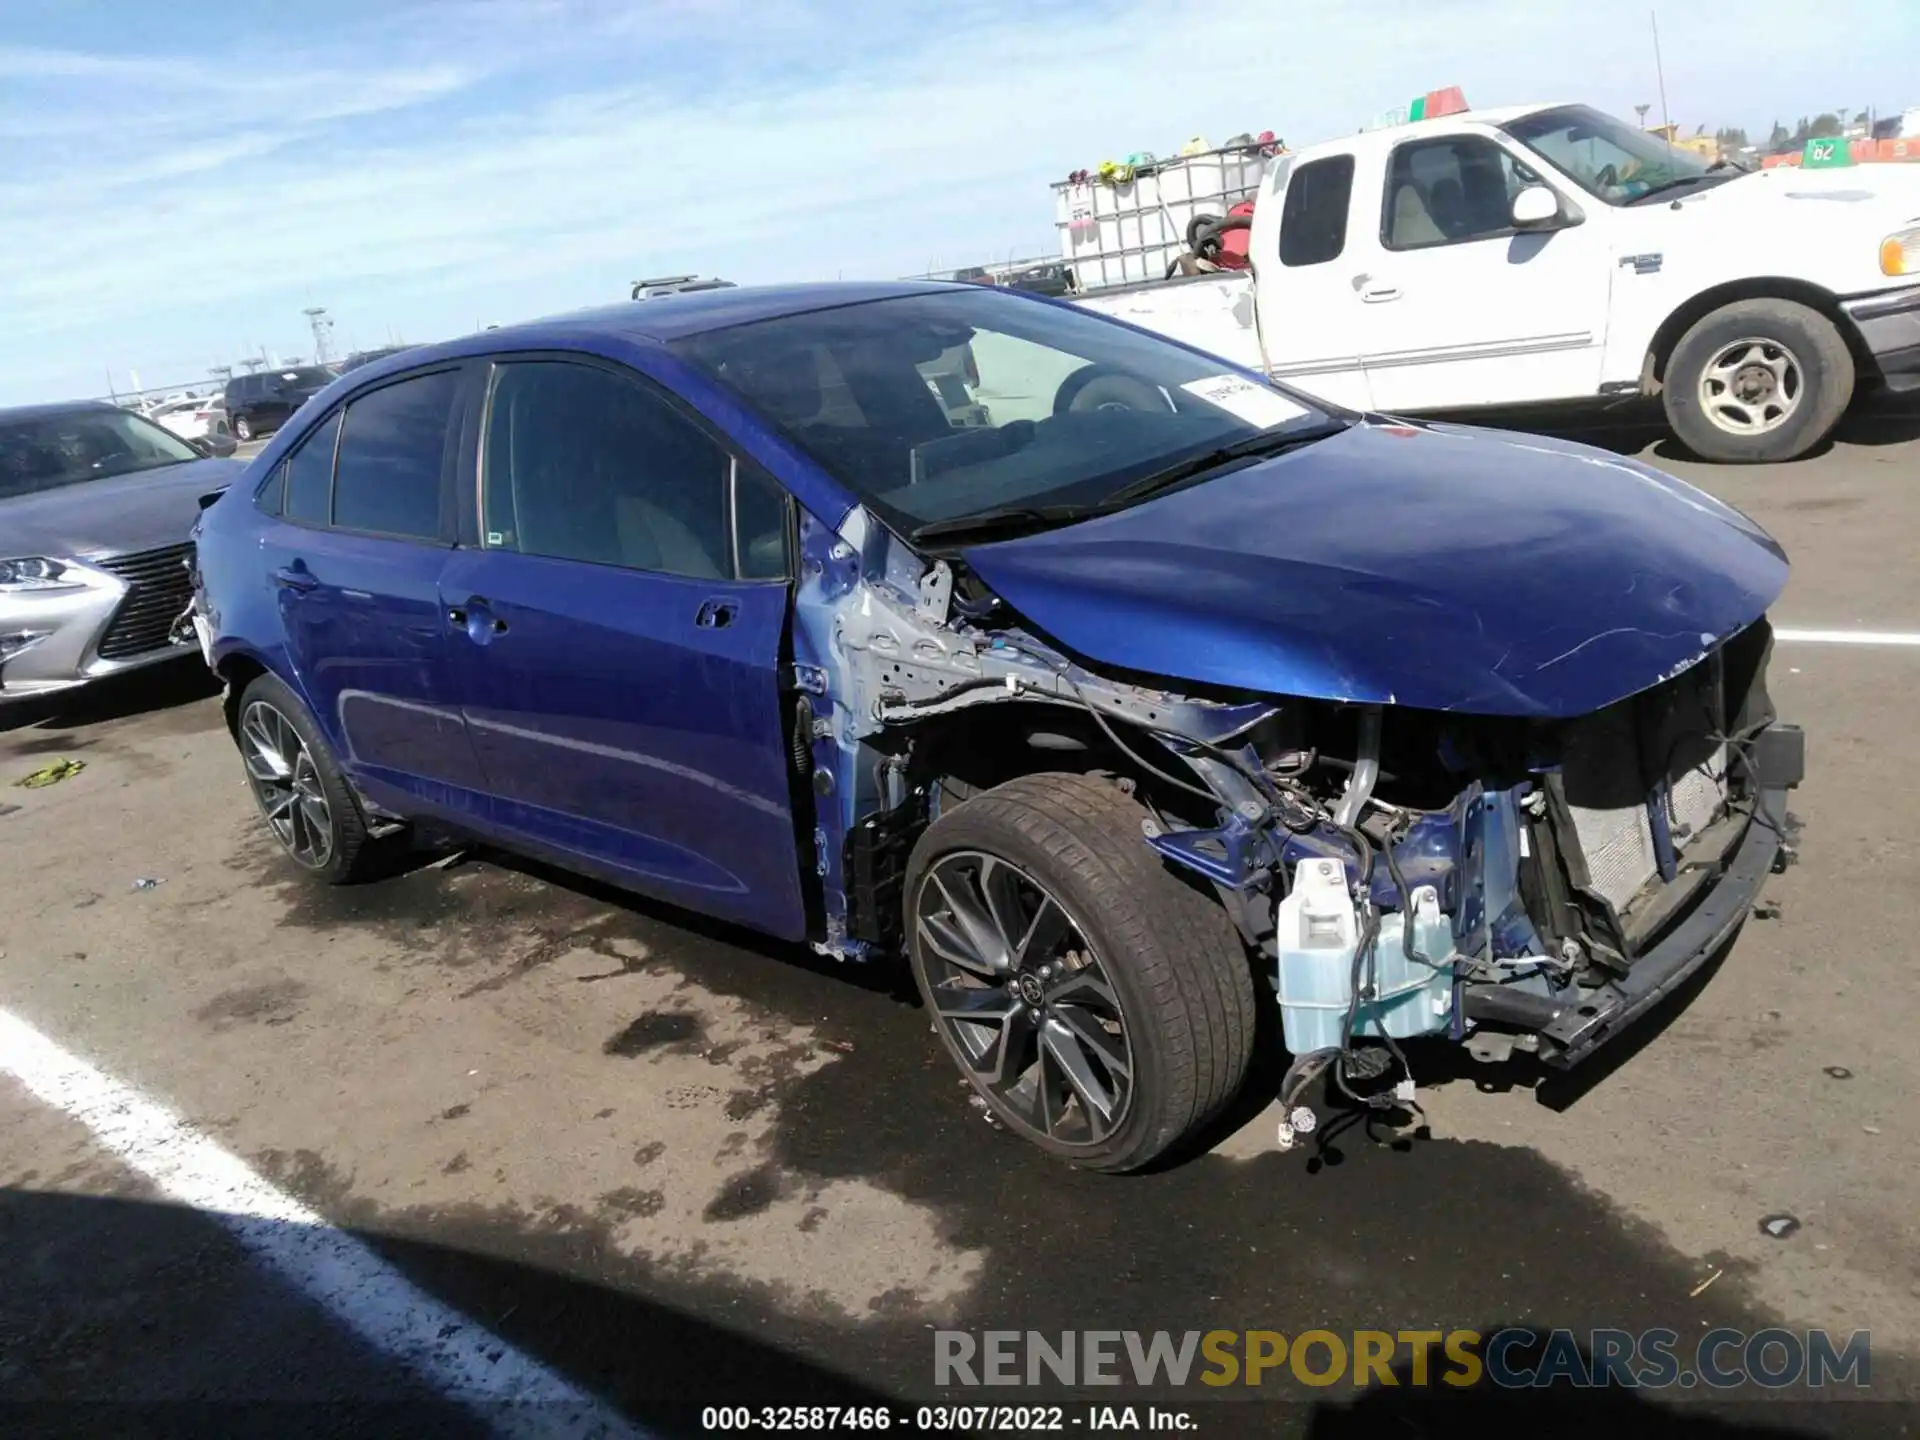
[2,0,1914,404]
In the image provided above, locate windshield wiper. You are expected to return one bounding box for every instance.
[907,419,1350,547]
[1099,419,1350,509]
[909,503,1097,545]
[1625,174,1724,205]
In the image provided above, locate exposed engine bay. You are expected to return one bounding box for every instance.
[788,502,1805,1105]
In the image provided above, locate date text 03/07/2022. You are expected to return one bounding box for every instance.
[700,1406,1194,1432]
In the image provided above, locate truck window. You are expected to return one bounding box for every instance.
[1277,154,1355,267]
[1382,137,1541,250]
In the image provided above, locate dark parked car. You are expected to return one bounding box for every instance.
[190,282,1802,1171]
[223,366,336,442]
[1,401,241,706]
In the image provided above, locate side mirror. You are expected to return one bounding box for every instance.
[1511,185,1563,228]
[186,436,213,457]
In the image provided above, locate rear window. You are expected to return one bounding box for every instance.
[330,370,459,540]
[281,367,335,389]
[1278,154,1355,267]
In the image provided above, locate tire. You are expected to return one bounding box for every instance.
[904,772,1256,1172]
[1052,365,1175,417]
[233,414,253,442]
[232,672,378,883]
[1662,298,1854,463]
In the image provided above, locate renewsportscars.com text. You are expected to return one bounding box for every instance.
[933,1328,1872,1391]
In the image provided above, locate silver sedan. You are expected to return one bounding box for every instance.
[2,402,243,706]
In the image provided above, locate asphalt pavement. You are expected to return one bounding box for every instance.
[3,401,1918,1437]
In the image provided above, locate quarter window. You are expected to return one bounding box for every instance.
[255,461,286,515]
[1278,154,1355,267]
[1382,137,1542,250]
[283,411,340,525]
[482,361,732,580]
[331,370,459,539]
[733,465,791,580]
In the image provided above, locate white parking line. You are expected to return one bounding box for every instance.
[1775,629,1920,646]
[0,1005,641,1439]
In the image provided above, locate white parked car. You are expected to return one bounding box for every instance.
[1071,100,1920,462]
[150,395,236,454]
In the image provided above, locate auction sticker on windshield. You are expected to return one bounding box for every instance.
[1180,374,1308,429]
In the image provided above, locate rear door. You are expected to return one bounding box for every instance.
[1250,151,1374,410]
[1347,132,1613,410]
[261,365,487,811]
[438,355,806,939]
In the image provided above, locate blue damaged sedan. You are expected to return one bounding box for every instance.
[189,281,1803,1171]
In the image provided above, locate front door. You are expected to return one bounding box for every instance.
[441,356,805,939]
[1248,150,1375,411]
[1347,134,1614,411]
[265,368,487,810]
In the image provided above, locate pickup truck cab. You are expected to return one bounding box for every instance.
[1075,101,1920,463]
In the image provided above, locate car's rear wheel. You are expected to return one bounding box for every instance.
[1663,298,1853,463]
[232,414,253,442]
[234,673,376,883]
[903,772,1256,1172]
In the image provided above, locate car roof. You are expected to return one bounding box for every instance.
[0,400,128,422]
[1292,101,1568,163]
[393,280,969,369]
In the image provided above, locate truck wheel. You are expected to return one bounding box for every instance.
[233,414,253,442]
[1663,298,1853,463]
[233,672,379,884]
[903,773,1256,1172]
[1053,365,1174,416]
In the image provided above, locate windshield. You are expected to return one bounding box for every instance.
[1504,104,1719,205]
[0,407,202,500]
[670,288,1337,537]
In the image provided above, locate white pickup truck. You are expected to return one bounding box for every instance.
[1071,101,1920,462]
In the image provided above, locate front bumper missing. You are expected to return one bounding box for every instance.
[1464,785,1790,1067]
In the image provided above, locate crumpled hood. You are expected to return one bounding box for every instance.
[962,422,1789,718]
[0,457,242,560]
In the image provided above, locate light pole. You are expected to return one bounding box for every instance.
[303,306,335,365]
[1635,103,1651,130]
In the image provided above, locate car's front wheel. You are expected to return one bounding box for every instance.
[903,772,1256,1172]
[232,414,253,442]
[233,673,377,883]
[1663,298,1854,463]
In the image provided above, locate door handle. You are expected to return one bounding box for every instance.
[695,599,738,630]
[1360,285,1403,303]
[447,596,508,640]
[272,564,318,591]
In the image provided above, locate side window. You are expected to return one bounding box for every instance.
[733,465,791,580]
[1278,154,1355,267]
[483,361,731,580]
[255,461,286,515]
[1383,137,1540,250]
[283,411,340,525]
[331,370,459,540]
